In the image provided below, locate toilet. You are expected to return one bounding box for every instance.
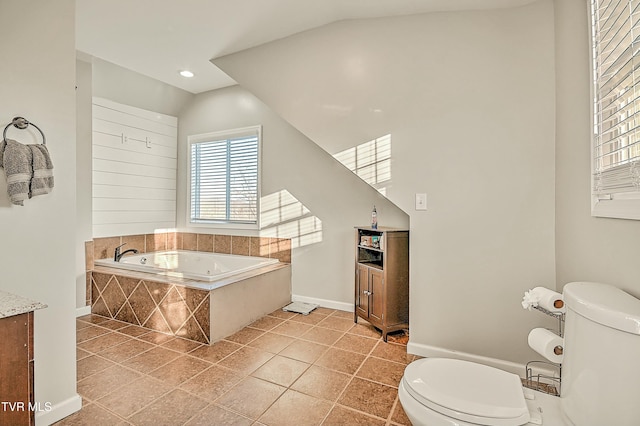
[399,282,640,426]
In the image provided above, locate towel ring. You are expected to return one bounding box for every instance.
[3,117,46,145]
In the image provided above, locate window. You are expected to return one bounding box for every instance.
[591,0,640,219]
[188,126,260,227]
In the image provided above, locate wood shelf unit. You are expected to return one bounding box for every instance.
[354,226,409,341]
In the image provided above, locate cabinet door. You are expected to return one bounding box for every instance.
[356,264,370,317]
[369,269,384,323]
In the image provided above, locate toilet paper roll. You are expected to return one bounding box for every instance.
[528,328,564,363]
[533,287,565,313]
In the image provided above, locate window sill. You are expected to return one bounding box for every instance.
[592,197,640,221]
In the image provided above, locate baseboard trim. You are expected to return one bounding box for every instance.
[76,305,91,317]
[291,294,353,312]
[406,341,548,379]
[35,393,82,426]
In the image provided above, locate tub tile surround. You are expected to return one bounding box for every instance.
[57,308,413,425]
[92,272,211,344]
[90,232,291,266]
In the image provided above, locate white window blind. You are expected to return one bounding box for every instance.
[189,126,260,226]
[591,0,640,198]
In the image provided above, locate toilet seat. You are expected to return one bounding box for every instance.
[403,358,531,426]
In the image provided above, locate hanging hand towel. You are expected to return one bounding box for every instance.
[0,139,33,205]
[28,144,54,197]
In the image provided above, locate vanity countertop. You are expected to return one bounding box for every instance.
[0,290,47,318]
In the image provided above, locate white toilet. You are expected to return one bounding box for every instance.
[399,282,640,426]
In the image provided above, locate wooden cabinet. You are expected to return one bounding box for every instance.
[354,227,409,341]
[0,312,35,426]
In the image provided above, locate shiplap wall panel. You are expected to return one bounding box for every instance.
[92,97,177,237]
[93,186,176,201]
[93,172,176,189]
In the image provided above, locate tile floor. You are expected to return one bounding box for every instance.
[56,307,414,425]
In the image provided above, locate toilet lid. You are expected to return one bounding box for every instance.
[403,358,530,426]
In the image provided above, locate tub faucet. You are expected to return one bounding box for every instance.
[114,243,139,262]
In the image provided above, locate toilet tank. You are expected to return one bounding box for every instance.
[561,282,640,426]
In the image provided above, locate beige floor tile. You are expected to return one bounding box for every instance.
[215,376,286,419]
[185,404,253,426]
[116,324,150,337]
[76,348,92,362]
[77,355,116,381]
[332,333,378,355]
[121,346,180,374]
[136,330,174,345]
[337,377,398,419]
[189,339,242,363]
[348,320,383,339]
[249,315,285,331]
[226,326,265,344]
[77,332,131,354]
[76,325,110,344]
[77,364,142,401]
[97,338,154,363]
[76,319,92,331]
[251,355,310,387]
[94,319,130,331]
[258,389,332,426]
[160,336,204,353]
[288,311,328,325]
[291,365,350,402]
[268,309,296,320]
[52,403,128,426]
[147,355,210,386]
[97,376,173,418]
[356,357,405,388]
[128,389,208,426]
[321,405,386,425]
[77,314,111,325]
[179,365,243,401]
[315,347,366,375]
[217,346,274,375]
[316,315,355,332]
[279,340,328,364]
[370,340,414,364]
[314,307,337,316]
[329,310,355,320]
[247,332,294,354]
[67,302,411,426]
[300,327,344,346]
[271,320,313,337]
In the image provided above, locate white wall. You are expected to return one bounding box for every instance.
[92,58,194,118]
[554,0,640,297]
[177,85,409,307]
[213,0,557,364]
[0,1,81,423]
[76,58,93,308]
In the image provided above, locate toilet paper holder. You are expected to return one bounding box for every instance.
[532,305,565,337]
[524,360,561,396]
[525,303,565,396]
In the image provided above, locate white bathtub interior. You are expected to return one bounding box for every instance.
[95,250,279,282]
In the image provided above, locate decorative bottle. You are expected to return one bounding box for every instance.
[371,206,378,229]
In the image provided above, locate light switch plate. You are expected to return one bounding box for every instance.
[415,193,427,210]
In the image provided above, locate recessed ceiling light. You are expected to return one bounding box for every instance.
[179,70,194,78]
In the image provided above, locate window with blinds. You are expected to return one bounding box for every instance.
[591,0,640,219]
[189,126,260,226]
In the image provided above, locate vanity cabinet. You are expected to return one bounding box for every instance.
[354,227,409,341]
[0,312,35,426]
